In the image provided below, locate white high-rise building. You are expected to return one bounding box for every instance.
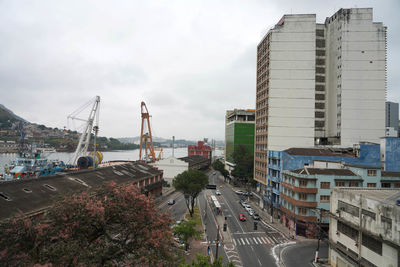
[254,8,387,185]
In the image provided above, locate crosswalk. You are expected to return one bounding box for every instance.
[232,235,282,246]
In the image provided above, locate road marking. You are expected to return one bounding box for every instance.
[258,258,262,266]
[257,237,263,244]
[261,237,269,244]
[240,238,245,245]
[233,239,237,246]
[245,238,250,245]
[253,237,259,244]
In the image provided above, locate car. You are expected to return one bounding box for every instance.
[243,203,251,209]
[243,192,253,196]
[253,213,260,220]
[240,200,248,207]
[213,172,216,175]
[239,213,246,221]
[235,190,244,195]
[245,206,252,212]
[215,190,221,195]
[248,209,255,216]
[168,199,176,205]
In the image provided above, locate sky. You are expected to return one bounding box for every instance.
[0,0,399,141]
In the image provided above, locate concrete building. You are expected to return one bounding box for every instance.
[188,141,212,164]
[255,8,387,188]
[329,188,400,267]
[386,101,399,137]
[153,156,189,185]
[225,109,255,173]
[280,161,400,239]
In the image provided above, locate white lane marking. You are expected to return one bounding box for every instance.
[219,194,245,233]
[257,237,263,244]
[233,238,237,246]
[258,258,262,266]
[253,237,259,244]
[266,236,273,243]
[245,238,250,245]
[240,238,245,245]
[261,237,269,244]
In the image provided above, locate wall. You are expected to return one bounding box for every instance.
[381,137,400,172]
[153,157,188,184]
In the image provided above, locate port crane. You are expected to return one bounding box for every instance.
[139,101,162,162]
[68,96,101,166]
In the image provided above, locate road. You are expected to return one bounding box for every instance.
[281,240,329,267]
[205,171,288,267]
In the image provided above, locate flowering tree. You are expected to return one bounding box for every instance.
[0,182,180,266]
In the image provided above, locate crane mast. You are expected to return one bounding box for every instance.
[69,96,100,165]
[139,101,156,162]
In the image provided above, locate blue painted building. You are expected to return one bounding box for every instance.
[381,137,400,171]
[265,143,381,214]
[280,162,400,238]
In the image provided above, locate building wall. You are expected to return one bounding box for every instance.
[325,8,386,146]
[268,14,316,151]
[329,189,400,267]
[153,157,188,184]
[381,137,400,172]
[225,122,255,164]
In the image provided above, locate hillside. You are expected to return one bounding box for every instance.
[0,104,28,125]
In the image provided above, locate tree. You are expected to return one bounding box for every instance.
[0,182,179,266]
[173,221,202,251]
[212,160,229,178]
[181,254,235,267]
[231,145,255,185]
[173,169,208,217]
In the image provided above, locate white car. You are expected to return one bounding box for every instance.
[235,190,244,195]
[241,201,248,207]
[245,206,252,212]
[248,209,255,216]
[215,190,221,195]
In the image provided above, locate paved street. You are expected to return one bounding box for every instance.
[281,241,329,267]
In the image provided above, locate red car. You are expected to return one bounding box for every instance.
[239,213,246,221]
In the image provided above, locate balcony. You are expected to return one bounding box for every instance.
[281,193,317,208]
[281,206,317,222]
[272,187,280,195]
[281,182,318,194]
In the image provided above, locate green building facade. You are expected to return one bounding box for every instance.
[225,109,255,167]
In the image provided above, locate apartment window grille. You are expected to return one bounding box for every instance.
[349,181,359,187]
[362,233,382,255]
[299,180,308,187]
[315,76,325,83]
[320,182,330,189]
[381,182,391,188]
[315,111,325,118]
[315,121,325,127]
[337,221,358,240]
[362,209,376,220]
[367,183,376,188]
[299,193,307,200]
[336,181,345,187]
[367,170,377,176]
[381,216,392,229]
[315,84,325,91]
[298,208,307,215]
[320,195,330,202]
[338,200,359,217]
[315,103,325,109]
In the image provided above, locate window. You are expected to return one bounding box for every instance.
[349,181,359,187]
[299,193,307,200]
[337,221,358,240]
[362,233,382,255]
[320,195,330,202]
[298,208,307,215]
[367,183,376,188]
[320,182,330,189]
[381,182,391,188]
[367,170,377,176]
[381,216,392,229]
[336,181,345,187]
[338,200,359,217]
[394,183,400,188]
[299,180,308,187]
[362,209,376,220]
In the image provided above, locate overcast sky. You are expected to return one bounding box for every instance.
[0,0,398,140]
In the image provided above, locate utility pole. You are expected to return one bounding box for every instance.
[315,208,322,263]
[215,225,220,260]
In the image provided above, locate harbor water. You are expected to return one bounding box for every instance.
[0,148,224,174]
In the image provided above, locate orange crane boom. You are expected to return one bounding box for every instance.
[139,101,156,162]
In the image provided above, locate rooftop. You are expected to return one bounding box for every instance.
[332,188,400,203]
[288,168,356,176]
[0,162,162,220]
[283,147,354,157]
[179,155,209,165]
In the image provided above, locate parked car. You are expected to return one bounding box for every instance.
[239,213,246,221]
[213,171,216,175]
[243,203,251,209]
[245,206,252,212]
[248,209,255,216]
[235,190,244,195]
[240,200,248,207]
[168,199,176,205]
[215,190,221,195]
[253,213,260,220]
[243,192,253,196]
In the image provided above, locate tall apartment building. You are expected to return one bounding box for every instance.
[255,8,387,187]
[386,101,399,136]
[225,109,255,173]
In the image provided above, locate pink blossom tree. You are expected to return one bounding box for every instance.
[0,182,181,266]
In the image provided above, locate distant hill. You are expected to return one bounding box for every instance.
[0,104,28,129]
[118,136,197,146]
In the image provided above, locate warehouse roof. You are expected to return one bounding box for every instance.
[283,147,354,157]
